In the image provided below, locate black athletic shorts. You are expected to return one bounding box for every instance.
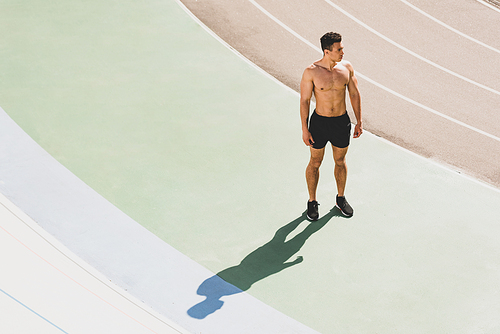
[308,110,351,149]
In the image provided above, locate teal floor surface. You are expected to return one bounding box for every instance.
[2,0,500,332]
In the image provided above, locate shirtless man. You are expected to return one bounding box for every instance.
[300,32,362,220]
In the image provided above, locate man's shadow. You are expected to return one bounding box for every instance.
[187,207,343,319]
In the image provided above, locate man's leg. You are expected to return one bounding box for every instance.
[332,145,349,196]
[306,147,324,221]
[306,147,325,201]
[332,145,354,217]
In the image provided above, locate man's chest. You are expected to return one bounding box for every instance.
[314,67,349,91]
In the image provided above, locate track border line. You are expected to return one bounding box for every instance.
[0,193,187,334]
[476,0,500,13]
[0,287,68,333]
[248,0,500,144]
[400,0,500,54]
[322,0,500,97]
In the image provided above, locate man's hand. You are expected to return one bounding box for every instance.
[353,123,363,138]
[303,130,315,146]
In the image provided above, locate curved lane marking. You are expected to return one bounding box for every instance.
[322,0,500,97]
[400,0,500,54]
[476,0,500,13]
[248,0,500,143]
[0,287,68,333]
[0,212,162,334]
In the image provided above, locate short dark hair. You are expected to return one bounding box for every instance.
[320,32,342,52]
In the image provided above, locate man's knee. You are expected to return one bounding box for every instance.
[332,146,348,166]
[308,156,323,169]
[334,156,346,167]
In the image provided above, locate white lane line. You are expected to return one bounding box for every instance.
[0,287,68,333]
[0,204,162,334]
[0,190,189,334]
[0,188,187,334]
[321,0,500,97]
[248,0,500,143]
[249,0,320,51]
[476,0,500,13]
[400,0,500,54]
[356,74,500,142]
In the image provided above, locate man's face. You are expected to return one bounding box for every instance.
[326,42,344,62]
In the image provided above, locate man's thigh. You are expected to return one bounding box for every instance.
[332,145,348,164]
[309,146,326,165]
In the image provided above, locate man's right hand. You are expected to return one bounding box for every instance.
[303,130,314,146]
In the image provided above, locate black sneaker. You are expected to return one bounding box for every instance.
[307,200,319,221]
[336,195,353,217]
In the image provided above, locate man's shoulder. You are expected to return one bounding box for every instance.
[305,62,320,71]
[302,63,319,81]
[340,59,354,71]
[303,61,325,76]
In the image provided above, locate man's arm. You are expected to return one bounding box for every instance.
[346,62,363,138]
[300,67,315,146]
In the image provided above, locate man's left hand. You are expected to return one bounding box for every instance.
[353,123,363,138]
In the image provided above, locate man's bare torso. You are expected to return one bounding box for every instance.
[309,60,350,117]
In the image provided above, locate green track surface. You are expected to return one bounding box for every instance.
[2,1,500,332]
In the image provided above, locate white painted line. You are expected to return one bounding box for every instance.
[356,73,500,143]
[0,192,189,334]
[373,132,500,194]
[400,0,500,54]
[322,0,500,97]
[248,0,500,143]
[174,0,299,96]
[249,0,321,52]
[476,0,500,13]
[0,288,68,333]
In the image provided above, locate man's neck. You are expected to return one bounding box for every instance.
[318,56,337,71]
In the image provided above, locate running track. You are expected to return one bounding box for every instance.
[182,0,500,188]
[1,0,500,333]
